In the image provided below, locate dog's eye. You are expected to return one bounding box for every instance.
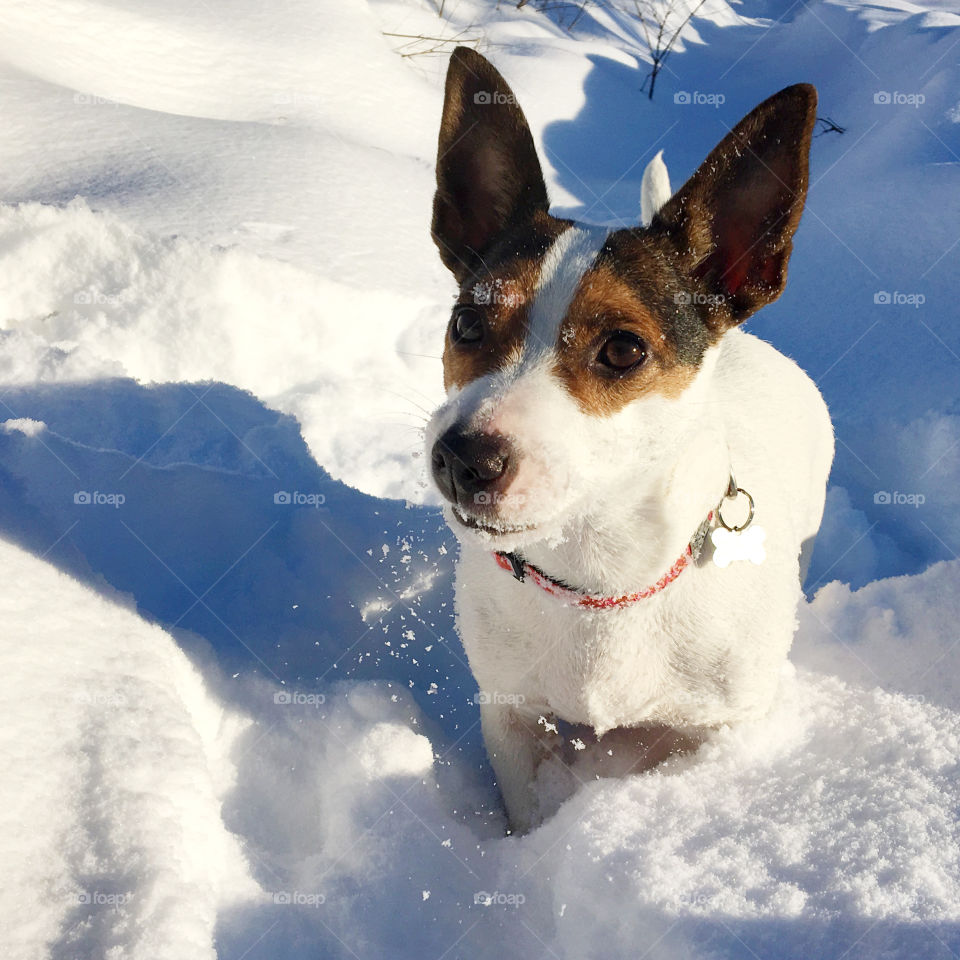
[451,306,484,344]
[596,332,647,371]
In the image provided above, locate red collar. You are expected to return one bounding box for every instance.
[493,511,713,611]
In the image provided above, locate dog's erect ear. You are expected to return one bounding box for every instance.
[653,84,817,328]
[432,47,550,283]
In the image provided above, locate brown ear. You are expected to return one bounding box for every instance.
[653,84,817,329]
[432,47,550,283]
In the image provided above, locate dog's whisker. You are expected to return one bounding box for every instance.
[373,386,436,419]
[384,411,429,424]
[396,350,443,361]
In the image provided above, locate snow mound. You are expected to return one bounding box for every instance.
[0,198,443,499]
[797,558,960,709]
[0,537,258,960]
[0,0,434,154]
[4,519,960,959]
[217,656,960,960]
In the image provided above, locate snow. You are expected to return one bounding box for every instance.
[1,417,45,436]
[6,508,960,958]
[0,0,959,956]
[0,537,257,960]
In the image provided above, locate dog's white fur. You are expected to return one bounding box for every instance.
[428,55,831,832]
[427,217,833,832]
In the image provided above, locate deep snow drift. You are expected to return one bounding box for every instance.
[1,0,959,957]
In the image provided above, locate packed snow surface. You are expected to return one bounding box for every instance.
[1,0,959,956]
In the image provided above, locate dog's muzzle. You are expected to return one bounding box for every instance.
[430,428,516,508]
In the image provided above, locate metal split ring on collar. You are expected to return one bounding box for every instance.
[716,474,755,533]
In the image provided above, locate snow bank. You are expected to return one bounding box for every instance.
[0,537,258,960]
[0,197,443,500]
[219,633,960,960]
[797,558,960,710]
[0,0,435,153]
[4,518,960,959]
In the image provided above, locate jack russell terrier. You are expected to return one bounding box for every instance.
[426,48,833,833]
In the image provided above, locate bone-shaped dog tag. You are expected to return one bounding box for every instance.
[711,525,766,568]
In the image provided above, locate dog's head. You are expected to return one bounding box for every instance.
[427,48,816,547]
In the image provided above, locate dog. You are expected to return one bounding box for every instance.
[425,48,833,833]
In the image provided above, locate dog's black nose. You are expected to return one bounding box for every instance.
[431,429,514,505]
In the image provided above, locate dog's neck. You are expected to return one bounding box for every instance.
[508,427,730,595]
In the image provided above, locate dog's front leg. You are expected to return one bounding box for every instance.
[480,701,553,834]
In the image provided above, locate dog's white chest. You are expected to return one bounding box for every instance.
[455,555,743,731]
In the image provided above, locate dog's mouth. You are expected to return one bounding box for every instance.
[451,507,537,538]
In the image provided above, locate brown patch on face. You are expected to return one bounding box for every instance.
[442,213,570,391]
[551,236,704,417]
